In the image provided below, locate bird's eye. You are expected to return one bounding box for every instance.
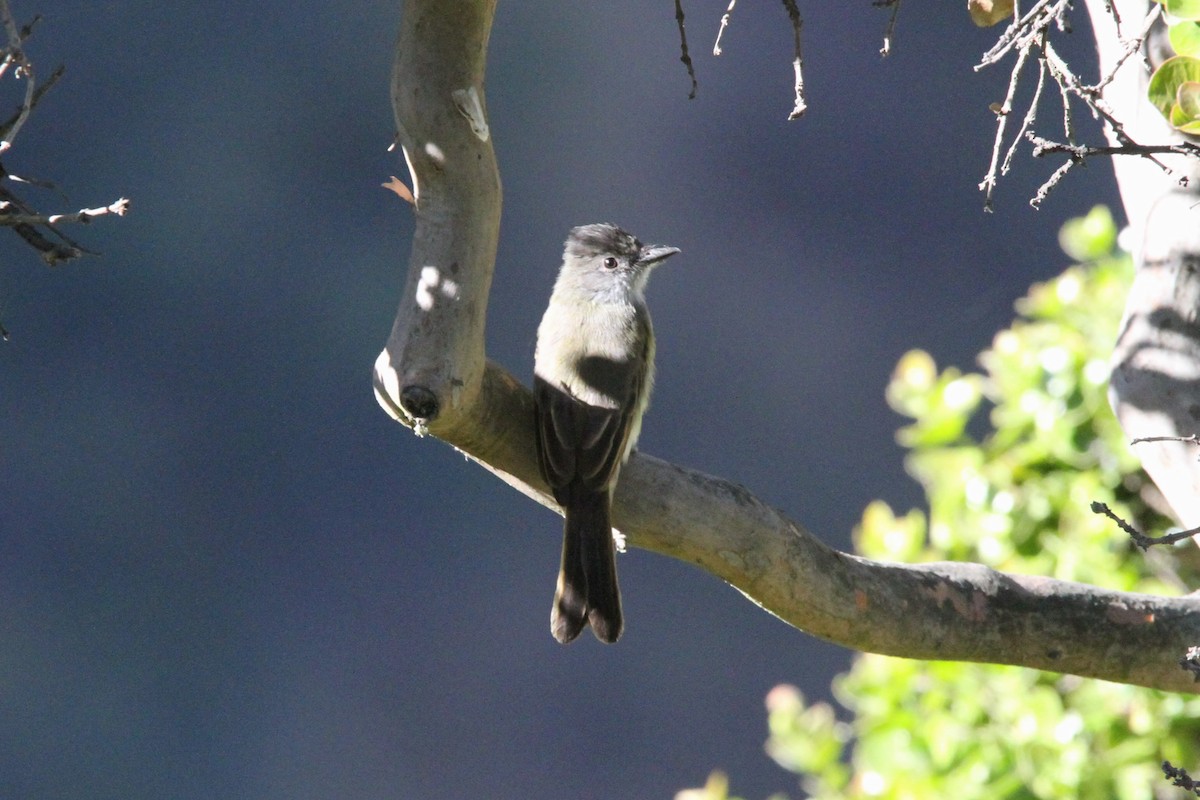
[603,257,618,269]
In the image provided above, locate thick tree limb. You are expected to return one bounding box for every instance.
[373,0,500,434]
[377,0,1200,694]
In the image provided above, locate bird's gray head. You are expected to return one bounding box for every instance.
[559,223,680,302]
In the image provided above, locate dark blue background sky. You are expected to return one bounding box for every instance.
[0,2,1120,798]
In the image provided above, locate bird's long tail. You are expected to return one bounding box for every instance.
[551,490,623,644]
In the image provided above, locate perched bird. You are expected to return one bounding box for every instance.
[533,223,680,643]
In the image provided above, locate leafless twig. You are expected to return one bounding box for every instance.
[713,0,738,55]
[1132,433,1200,450]
[1029,153,1080,208]
[1094,2,1160,93]
[980,39,1039,210]
[977,0,1062,69]
[674,0,698,100]
[1029,133,1200,165]
[780,0,806,119]
[874,0,902,57]
[1091,501,1199,550]
[0,61,60,141]
[0,0,37,152]
[0,197,129,227]
[709,0,807,118]
[1163,762,1200,796]
[1002,52,1046,174]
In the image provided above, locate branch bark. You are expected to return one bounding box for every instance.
[373,0,500,435]
[376,0,1200,694]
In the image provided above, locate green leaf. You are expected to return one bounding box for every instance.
[1169,82,1200,132]
[1179,80,1200,116]
[1174,116,1200,133]
[1057,205,1116,262]
[1167,0,1200,21]
[1169,20,1200,56]
[854,500,926,561]
[1147,55,1200,119]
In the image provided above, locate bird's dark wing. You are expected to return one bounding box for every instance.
[534,354,645,497]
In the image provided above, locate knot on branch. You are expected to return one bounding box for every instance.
[401,384,440,424]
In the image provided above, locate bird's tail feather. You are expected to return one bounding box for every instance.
[551,491,623,644]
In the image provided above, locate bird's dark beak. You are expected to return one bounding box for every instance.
[638,244,681,267]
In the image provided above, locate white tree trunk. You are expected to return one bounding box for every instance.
[1090,0,1200,527]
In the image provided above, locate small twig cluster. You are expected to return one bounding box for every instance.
[674,0,809,118]
[675,0,1197,205]
[976,0,1199,209]
[0,0,128,268]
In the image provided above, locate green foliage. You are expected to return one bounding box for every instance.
[757,207,1200,799]
[1169,21,1200,58]
[1165,0,1200,22]
[1150,1,1200,133]
[1057,206,1118,263]
[1148,56,1200,134]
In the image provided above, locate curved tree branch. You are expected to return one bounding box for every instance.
[373,0,500,434]
[377,0,1200,694]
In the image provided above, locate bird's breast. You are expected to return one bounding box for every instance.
[535,300,650,409]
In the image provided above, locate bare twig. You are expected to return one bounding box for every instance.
[1001,53,1046,174]
[0,62,62,140]
[1131,433,1200,450]
[1055,70,1075,141]
[1091,501,1200,550]
[674,0,698,100]
[977,0,1058,69]
[0,197,129,226]
[1093,2,1160,92]
[1043,43,1110,132]
[780,0,806,119]
[1163,762,1200,796]
[874,0,902,57]
[0,170,125,265]
[5,226,81,264]
[1029,132,1200,165]
[980,40,1037,210]
[1104,0,1121,26]
[0,0,35,153]
[1040,37,1190,183]
[0,5,51,154]
[1029,154,1080,208]
[713,0,738,56]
